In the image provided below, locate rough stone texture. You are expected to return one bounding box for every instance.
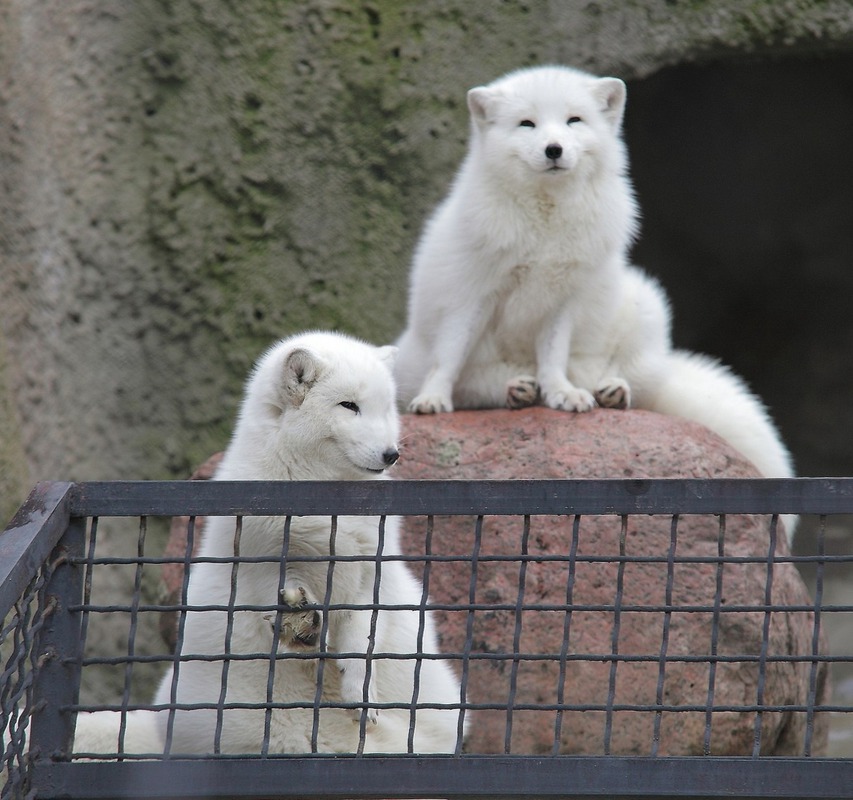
[0,329,28,526]
[393,409,829,756]
[160,409,829,756]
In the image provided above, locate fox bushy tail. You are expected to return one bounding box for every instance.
[647,349,796,540]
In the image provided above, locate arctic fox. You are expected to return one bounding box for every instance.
[395,65,793,499]
[76,332,461,757]
[72,710,162,757]
[151,331,462,755]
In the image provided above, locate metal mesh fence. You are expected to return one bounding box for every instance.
[2,479,852,799]
[1,566,56,799]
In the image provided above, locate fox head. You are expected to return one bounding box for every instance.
[466,65,628,185]
[228,332,401,481]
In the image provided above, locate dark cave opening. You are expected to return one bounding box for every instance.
[625,53,853,477]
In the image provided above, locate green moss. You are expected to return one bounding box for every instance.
[436,440,462,468]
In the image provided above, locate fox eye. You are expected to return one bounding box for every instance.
[519,119,536,128]
[339,401,360,414]
[567,116,582,125]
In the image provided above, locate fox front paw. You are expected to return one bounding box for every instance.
[506,375,539,409]
[274,586,322,649]
[594,378,631,410]
[408,394,453,414]
[542,385,595,413]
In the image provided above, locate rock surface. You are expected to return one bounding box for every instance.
[161,408,830,756]
[393,409,829,755]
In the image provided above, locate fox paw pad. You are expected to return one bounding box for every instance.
[594,378,631,410]
[506,376,539,409]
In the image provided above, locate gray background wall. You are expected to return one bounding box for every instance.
[2,0,853,525]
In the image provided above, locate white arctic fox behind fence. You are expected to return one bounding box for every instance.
[75,331,462,757]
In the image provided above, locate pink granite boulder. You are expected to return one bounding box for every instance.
[393,408,829,756]
[161,408,829,756]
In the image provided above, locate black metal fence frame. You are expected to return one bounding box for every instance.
[2,478,853,799]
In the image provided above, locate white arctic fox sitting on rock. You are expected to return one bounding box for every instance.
[395,65,794,501]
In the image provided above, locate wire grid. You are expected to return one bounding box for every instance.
[3,480,853,799]
[1,560,58,800]
[58,508,848,763]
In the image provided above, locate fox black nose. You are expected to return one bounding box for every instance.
[545,143,562,160]
[383,449,400,467]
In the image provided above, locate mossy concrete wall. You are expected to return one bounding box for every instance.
[2,1,852,520]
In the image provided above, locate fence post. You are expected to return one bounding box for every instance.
[27,515,87,765]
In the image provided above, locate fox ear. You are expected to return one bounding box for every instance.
[467,87,497,125]
[592,77,627,129]
[376,345,398,370]
[281,348,325,408]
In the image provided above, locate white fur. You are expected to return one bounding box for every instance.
[395,65,795,537]
[147,331,462,755]
[72,711,163,757]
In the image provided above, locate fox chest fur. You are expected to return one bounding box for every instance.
[461,183,626,358]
